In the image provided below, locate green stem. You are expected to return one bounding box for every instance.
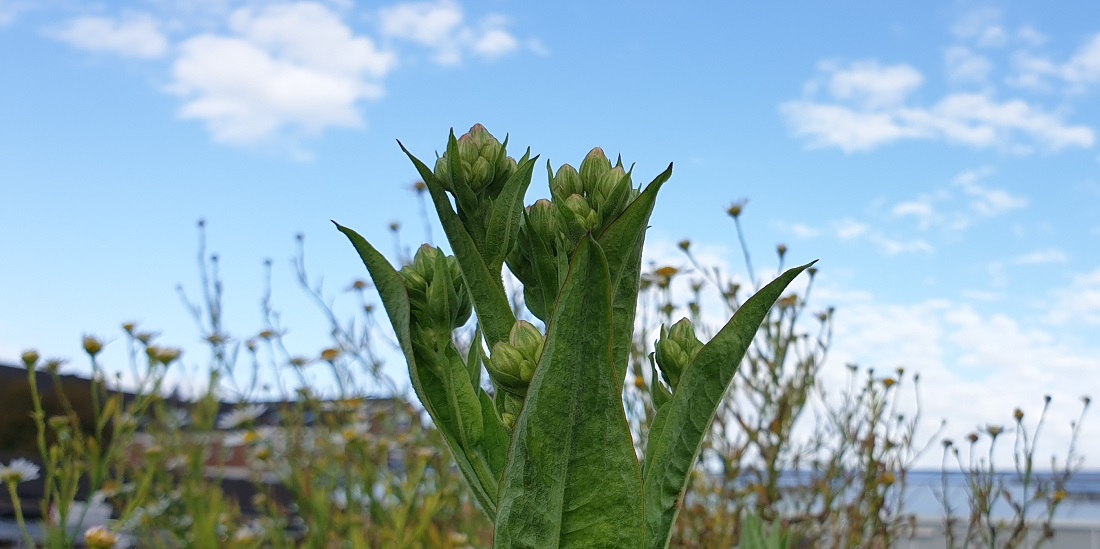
[6,481,38,549]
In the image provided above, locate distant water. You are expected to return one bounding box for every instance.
[901,470,1100,523]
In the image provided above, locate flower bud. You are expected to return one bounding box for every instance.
[578,147,611,190]
[654,318,703,389]
[456,132,480,163]
[433,156,454,192]
[21,349,39,369]
[487,342,532,396]
[467,156,494,192]
[590,166,632,222]
[561,194,599,233]
[550,164,583,198]
[527,199,559,244]
[508,321,544,364]
[83,336,104,357]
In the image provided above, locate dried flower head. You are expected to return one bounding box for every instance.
[83,335,104,357]
[84,526,118,549]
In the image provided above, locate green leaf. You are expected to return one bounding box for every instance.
[597,163,673,391]
[484,152,537,272]
[519,206,560,323]
[494,236,644,549]
[436,344,484,448]
[398,141,517,348]
[446,129,480,223]
[334,221,504,517]
[641,260,816,549]
[466,325,484,389]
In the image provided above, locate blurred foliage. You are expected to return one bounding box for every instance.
[4,200,1090,548]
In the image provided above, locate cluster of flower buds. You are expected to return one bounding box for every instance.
[433,124,522,251]
[654,318,704,391]
[486,320,544,398]
[507,148,640,321]
[434,124,517,200]
[399,244,472,339]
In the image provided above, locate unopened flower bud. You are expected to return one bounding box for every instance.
[527,199,559,243]
[83,336,104,357]
[561,194,599,233]
[591,166,632,222]
[21,350,39,369]
[508,321,544,363]
[433,156,454,192]
[468,156,493,191]
[550,164,583,198]
[578,147,611,190]
[655,318,704,389]
[487,342,533,395]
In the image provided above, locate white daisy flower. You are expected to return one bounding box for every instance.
[216,404,267,430]
[0,458,41,484]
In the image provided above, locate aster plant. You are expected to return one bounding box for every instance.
[336,125,814,548]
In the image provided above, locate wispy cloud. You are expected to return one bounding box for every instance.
[821,288,1098,467]
[782,13,1098,155]
[377,0,520,65]
[832,218,870,240]
[0,0,31,27]
[945,46,993,84]
[1011,249,1068,265]
[782,63,1094,153]
[1046,268,1100,325]
[1009,34,1100,93]
[952,167,1028,219]
[887,167,1027,233]
[49,13,169,58]
[869,234,933,256]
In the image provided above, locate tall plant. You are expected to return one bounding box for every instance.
[336,125,814,548]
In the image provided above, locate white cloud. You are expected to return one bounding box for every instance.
[1062,34,1100,90]
[378,0,519,65]
[789,223,820,239]
[945,46,992,84]
[869,235,933,255]
[50,13,169,58]
[783,60,1095,153]
[1016,26,1048,47]
[832,219,869,240]
[780,102,916,153]
[886,168,1026,234]
[1012,249,1067,265]
[1046,268,1100,325]
[1009,33,1100,94]
[892,200,934,220]
[472,28,518,59]
[952,167,1028,217]
[822,290,1099,468]
[823,60,923,109]
[168,2,396,145]
[951,7,1007,48]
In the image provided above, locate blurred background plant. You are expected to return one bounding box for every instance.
[623,201,1090,549]
[2,200,1090,548]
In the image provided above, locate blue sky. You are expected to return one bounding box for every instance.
[2,1,1099,468]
